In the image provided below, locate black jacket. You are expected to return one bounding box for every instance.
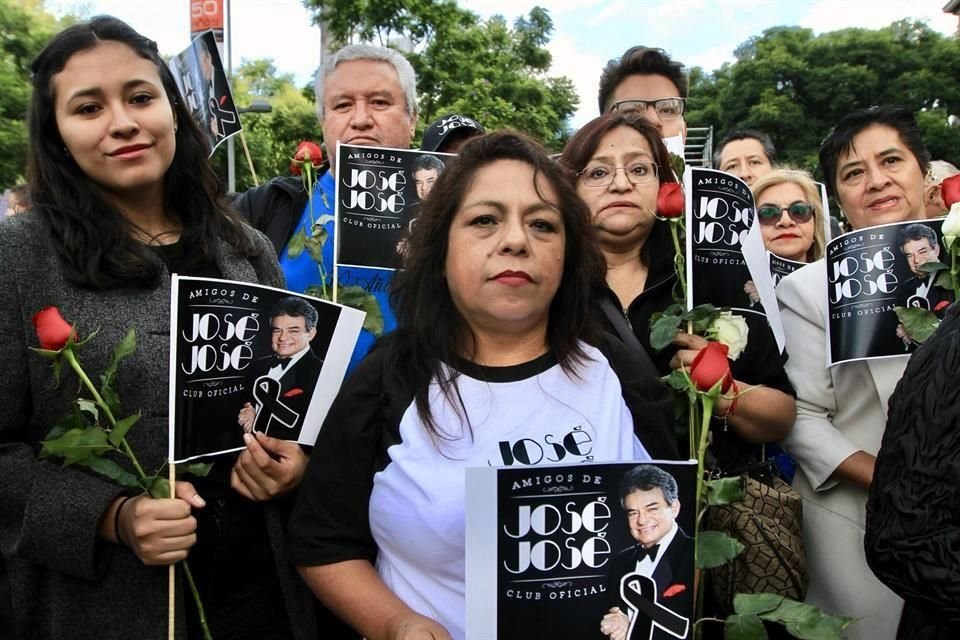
[232,175,316,256]
[866,302,960,640]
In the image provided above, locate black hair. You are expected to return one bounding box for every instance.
[619,464,679,505]
[27,15,259,290]
[390,131,607,441]
[412,154,445,173]
[598,46,688,113]
[560,112,678,268]
[270,296,319,331]
[819,105,930,201]
[713,129,777,169]
[897,223,939,251]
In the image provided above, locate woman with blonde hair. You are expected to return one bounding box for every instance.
[751,168,826,263]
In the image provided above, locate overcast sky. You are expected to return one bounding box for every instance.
[49,0,958,127]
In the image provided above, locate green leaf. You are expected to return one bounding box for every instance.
[40,427,112,466]
[29,347,63,359]
[108,412,141,447]
[684,303,721,334]
[753,597,856,640]
[724,614,768,640]
[733,593,784,616]
[918,260,948,274]
[934,269,955,291]
[662,369,691,391]
[697,530,745,568]
[782,612,856,640]
[894,306,940,344]
[180,462,214,478]
[100,329,136,414]
[286,230,307,258]
[76,398,99,422]
[304,236,324,264]
[650,313,683,351]
[143,475,171,499]
[81,456,140,489]
[338,285,384,336]
[705,476,746,505]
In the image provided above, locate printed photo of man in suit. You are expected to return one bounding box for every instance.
[601,465,693,640]
[237,296,323,441]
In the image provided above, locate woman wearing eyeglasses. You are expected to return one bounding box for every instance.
[751,169,826,263]
[561,112,795,474]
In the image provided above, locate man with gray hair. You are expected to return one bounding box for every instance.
[234,43,418,295]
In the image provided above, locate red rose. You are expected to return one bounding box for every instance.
[32,307,76,351]
[663,583,687,598]
[942,174,960,209]
[282,388,304,398]
[656,182,684,219]
[290,141,323,176]
[689,341,733,392]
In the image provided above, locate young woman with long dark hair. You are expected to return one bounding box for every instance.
[0,17,320,639]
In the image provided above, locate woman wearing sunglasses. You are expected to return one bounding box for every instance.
[751,169,826,263]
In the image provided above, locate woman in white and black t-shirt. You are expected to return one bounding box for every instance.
[289,131,677,640]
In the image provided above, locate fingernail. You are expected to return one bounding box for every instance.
[194,495,206,507]
[243,433,252,444]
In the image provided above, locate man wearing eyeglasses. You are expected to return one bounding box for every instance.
[598,47,688,158]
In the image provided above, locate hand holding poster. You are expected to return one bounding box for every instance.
[467,461,697,640]
[168,276,364,462]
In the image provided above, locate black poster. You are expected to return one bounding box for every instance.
[467,461,697,640]
[685,167,784,351]
[168,30,241,155]
[168,276,364,462]
[335,143,453,270]
[827,219,950,364]
[770,253,805,288]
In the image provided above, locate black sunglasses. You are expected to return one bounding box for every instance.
[756,202,815,225]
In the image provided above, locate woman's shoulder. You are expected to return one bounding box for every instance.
[0,211,49,243]
[0,212,54,265]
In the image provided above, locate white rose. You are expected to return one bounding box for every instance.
[707,312,750,361]
[942,203,960,249]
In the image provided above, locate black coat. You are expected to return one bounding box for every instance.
[866,302,960,639]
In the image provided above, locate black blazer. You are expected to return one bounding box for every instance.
[248,350,324,440]
[607,529,695,640]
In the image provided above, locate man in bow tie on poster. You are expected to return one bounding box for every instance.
[238,297,324,441]
[602,465,694,640]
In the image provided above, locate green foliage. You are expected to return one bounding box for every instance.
[696,530,745,569]
[304,0,577,149]
[723,613,768,640]
[894,306,941,344]
[729,594,857,640]
[212,58,323,191]
[337,285,385,335]
[705,476,746,505]
[688,20,960,184]
[40,426,112,466]
[100,328,136,416]
[0,0,76,187]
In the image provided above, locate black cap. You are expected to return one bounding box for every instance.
[421,114,485,152]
